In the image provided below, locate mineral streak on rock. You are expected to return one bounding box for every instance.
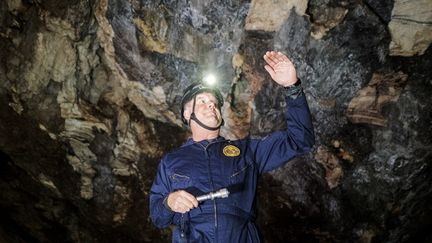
[346,71,408,126]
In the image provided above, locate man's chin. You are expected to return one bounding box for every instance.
[204,119,221,128]
[195,115,221,128]
[207,121,221,127]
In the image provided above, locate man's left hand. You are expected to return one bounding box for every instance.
[263,51,298,87]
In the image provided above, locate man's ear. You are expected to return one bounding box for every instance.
[183,105,192,121]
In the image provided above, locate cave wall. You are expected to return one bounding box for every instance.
[0,0,431,242]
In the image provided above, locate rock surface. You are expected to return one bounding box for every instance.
[389,0,432,56]
[1,0,431,242]
[245,0,308,31]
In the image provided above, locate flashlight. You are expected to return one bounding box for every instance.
[196,188,229,202]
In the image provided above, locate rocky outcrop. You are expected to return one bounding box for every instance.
[389,0,432,56]
[346,71,408,126]
[1,0,431,242]
[309,0,348,39]
[245,0,308,31]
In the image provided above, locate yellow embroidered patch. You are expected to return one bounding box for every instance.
[223,145,240,157]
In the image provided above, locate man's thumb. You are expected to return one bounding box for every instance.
[264,65,276,79]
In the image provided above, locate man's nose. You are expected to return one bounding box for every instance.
[207,102,215,109]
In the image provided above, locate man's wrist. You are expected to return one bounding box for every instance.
[283,78,300,88]
[163,195,174,212]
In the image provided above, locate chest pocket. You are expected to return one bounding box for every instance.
[170,171,192,190]
[229,163,252,185]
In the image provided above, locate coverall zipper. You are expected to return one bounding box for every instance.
[198,139,225,242]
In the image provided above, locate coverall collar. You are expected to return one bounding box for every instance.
[183,136,226,147]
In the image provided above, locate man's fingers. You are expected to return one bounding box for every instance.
[276,51,289,62]
[268,51,281,63]
[182,191,198,208]
[175,200,194,212]
[173,204,189,214]
[179,191,198,207]
[280,53,290,62]
[171,199,193,213]
[277,52,292,64]
[167,190,199,213]
[263,53,276,66]
[274,52,284,62]
[265,51,282,64]
[264,51,293,68]
[269,51,282,61]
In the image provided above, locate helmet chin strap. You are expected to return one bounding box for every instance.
[188,96,224,131]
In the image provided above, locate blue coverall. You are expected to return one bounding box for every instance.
[150,91,315,242]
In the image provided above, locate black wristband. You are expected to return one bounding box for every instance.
[284,79,303,99]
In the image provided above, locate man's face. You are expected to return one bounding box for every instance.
[183,92,222,127]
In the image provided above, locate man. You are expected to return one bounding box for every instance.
[150,51,315,242]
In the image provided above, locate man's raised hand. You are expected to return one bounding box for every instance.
[263,51,298,87]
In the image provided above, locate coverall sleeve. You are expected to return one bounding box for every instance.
[149,158,175,228]
[253,91,315,173]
